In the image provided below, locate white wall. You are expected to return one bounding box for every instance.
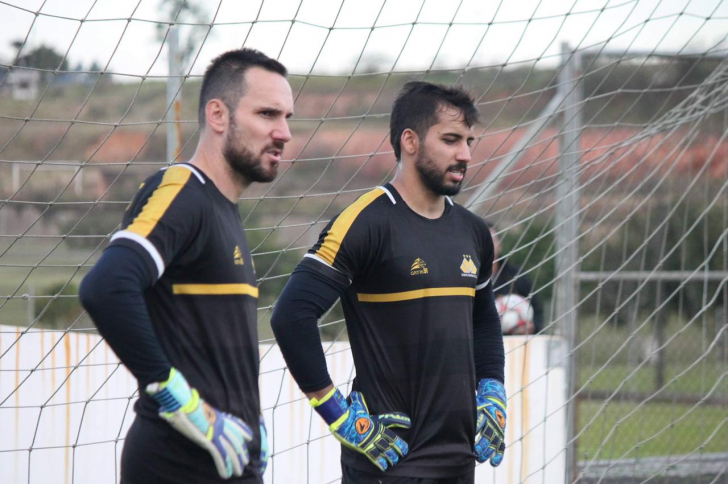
[0,325,566,483]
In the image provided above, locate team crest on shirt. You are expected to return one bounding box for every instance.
[460,255,477,278]
[410,258,429,275]
[233,246,244,265]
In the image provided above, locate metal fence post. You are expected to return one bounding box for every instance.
[556,42,582,484]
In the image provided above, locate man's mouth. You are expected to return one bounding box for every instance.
[447,166,466,181]
[264,146,283,162]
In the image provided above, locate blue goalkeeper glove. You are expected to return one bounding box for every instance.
[146,368,254,479]
[474,378,507,466]
[311,388,411,472]
[259,414,269,476]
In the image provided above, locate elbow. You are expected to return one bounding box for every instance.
[79,268,111,327]
[270,304,287,340]
[78,269,97,312]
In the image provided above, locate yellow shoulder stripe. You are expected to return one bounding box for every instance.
[172,284,259,298]
[127,167,192,238]
[315,188,385,266]
[357,287,476,303]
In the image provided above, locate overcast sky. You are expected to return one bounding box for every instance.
[1,0,727,79]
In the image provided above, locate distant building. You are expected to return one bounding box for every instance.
[3,69,41,100]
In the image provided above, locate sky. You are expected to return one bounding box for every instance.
[1,0,727,80]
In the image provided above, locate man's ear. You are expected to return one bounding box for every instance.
[205,99,229,134]
[400,128,420,157]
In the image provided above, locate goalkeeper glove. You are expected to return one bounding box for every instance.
[474,378,507,466]
[311,388,411,472]
[146,368,254,479]
[259,414,269,476]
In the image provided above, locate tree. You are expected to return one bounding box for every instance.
[10,41,69,85]
[13,42,69,72]
[499,218,556,302]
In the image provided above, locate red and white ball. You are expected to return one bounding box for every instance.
[495,294,534,335]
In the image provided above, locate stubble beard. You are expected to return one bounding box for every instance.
[223,119,279,184]
[414,148,466,197]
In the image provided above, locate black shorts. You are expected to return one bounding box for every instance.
[121,416,262,484]
[341,463,475,484]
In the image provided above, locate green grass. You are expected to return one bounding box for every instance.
[575,315,728,460]
[579,363,728,396]
[578,400,728,460]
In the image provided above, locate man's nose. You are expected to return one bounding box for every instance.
[458,142,472,163]
[273,119,292,143]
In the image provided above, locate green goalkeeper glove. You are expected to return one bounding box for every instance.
[474,378,507,466]
[311,388,411,472]
[146,368,254,479]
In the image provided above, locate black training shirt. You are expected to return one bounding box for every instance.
[299,183,500,478]
[108,163,262,473]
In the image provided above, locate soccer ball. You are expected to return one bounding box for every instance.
[495,294,534,335]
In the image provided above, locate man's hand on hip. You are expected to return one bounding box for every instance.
[147,368,254,479]
[311,387,411,472]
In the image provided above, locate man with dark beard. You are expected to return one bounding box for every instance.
[271,82,506,483]
[79,49,293,484]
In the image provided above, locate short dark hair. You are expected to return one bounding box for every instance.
[198,48,287,126]
[390,81,479,160]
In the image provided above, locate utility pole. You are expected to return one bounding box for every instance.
[166,27,183,164]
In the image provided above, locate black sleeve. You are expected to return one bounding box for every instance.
[512,266,544,333]
[79,245,171,387]
[526,290,544,333]
[270,260,348,393]
[473,284,505,383]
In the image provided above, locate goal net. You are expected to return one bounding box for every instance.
[1,1,727,483]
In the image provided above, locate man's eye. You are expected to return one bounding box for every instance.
[444,138,457,144]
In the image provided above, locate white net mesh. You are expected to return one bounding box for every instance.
[1,1,727,483]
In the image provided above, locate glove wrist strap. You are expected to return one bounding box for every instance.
[477,378,507,406]
[146,367,176,394]
[310,387,347,425]
[146,367,193,412]
[477,377,501,391]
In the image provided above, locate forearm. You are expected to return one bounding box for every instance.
[473,285,505,383]
[79,245,171,387]
[271,263,346,394]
